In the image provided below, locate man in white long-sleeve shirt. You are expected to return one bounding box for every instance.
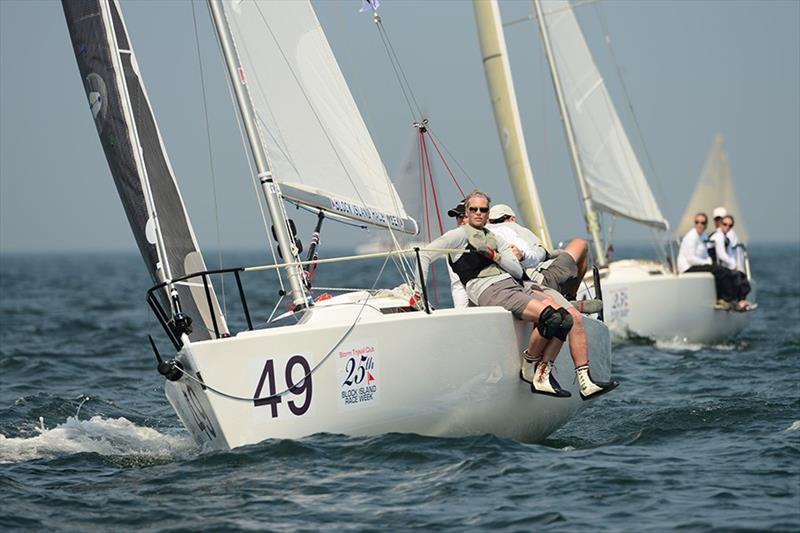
[414,190,616,400]
[486,204,588,301]
[677,212,734,305]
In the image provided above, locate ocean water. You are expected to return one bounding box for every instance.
[1,245,798,531]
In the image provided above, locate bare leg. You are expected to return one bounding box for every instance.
[566,307,588,367]
[526,330,562,362]
[562,238,589,300]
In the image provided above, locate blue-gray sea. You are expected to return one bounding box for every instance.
[1,244,798,531]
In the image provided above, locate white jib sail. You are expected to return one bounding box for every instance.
[222,0,415,234]
[540,0,668,230]
[677,134,748,242]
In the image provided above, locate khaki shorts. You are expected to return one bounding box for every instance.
[478,278,547,319]
[540,252,578,293]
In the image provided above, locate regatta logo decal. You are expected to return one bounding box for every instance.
[329,198,404,230]
[607,287,630,319]
[252,354,313,419]
[337,341,379,410]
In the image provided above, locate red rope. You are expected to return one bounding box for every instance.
[420,134,445,236]
[425,131,466,198]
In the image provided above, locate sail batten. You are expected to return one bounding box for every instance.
[221,0,415,234]
[540,0,668,231]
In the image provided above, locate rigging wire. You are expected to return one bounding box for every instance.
[190,0,226,314]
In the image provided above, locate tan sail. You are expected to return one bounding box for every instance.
[678,134,748,242]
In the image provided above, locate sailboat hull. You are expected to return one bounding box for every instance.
[164,294,612,450]
[582,260,753,344]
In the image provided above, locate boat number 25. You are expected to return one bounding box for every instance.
[253,355,312,418]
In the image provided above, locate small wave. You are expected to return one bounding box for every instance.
[0,415,196,464]
[787,421,800,432]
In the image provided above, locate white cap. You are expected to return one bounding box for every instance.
[489,204,516,221]
[712,206,727,219]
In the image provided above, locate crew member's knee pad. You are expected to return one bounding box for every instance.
[555,307,574,341]
[537,305,572,341]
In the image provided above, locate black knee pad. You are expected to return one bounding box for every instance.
[555,307,574,342]
[537,305,572,341]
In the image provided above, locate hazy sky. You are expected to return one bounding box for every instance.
[1,0,798,254]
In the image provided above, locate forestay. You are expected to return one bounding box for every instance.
[677,134,748,242]
[221,0,416,235]
[63,0,225,341]
[540,0,668,230]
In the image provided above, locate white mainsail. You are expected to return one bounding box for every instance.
[677,134,748,242]
[221,0,416,234]
[539,0,668,230]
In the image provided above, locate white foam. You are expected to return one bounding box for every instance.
[787,421,800,432]
[654,338,737,352]
[0,415,197,464]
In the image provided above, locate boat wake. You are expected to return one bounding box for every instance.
[787,421,800,432]
[0,415,196,464]
[654,338,742,353]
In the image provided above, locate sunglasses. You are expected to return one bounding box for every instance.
[722,222,732,228]
[468,206,489,213]
[695,220,707,225]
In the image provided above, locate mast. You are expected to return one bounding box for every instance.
[473,0,552,250]
[207,0,307,307]
[533,0,606,264]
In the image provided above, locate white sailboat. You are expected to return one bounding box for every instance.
[63,0,614,450]
[475,0,752,345]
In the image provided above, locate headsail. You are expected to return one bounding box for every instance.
[539,0,668,231]
[63,0,225,341]
[220,0,417,235]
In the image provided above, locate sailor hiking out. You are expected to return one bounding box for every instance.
[413,190,617,400]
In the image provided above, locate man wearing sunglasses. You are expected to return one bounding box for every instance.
[414,190,617,400]
[677,212,735,307]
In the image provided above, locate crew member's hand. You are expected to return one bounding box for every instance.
[475,243,497,261]
[510,245,523,261]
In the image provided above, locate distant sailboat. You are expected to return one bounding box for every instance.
[63,0,613,450]
[475,0,753,344]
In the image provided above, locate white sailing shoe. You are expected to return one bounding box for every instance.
[531,361,571,398]
[519,350,540,385]
[575,364,619,401]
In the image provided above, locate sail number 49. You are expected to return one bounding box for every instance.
[253,355,312,418]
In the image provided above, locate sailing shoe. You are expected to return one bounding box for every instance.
[570,298,603,314]
[519,350,541,385]
[575,364,619,401]
[713,299,732,311]
[531,361,572,398]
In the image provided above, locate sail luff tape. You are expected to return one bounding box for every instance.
[258,171,273,183]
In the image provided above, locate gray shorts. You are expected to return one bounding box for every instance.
[540,252,578,293]
[478,278,546,319]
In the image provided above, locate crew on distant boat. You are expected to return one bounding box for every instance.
[486,204,590,302]
[710,206,745,271]
[709,214,752,311]
[677,212,736,307]
[415,190,617,400]
[446,201,469,309]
